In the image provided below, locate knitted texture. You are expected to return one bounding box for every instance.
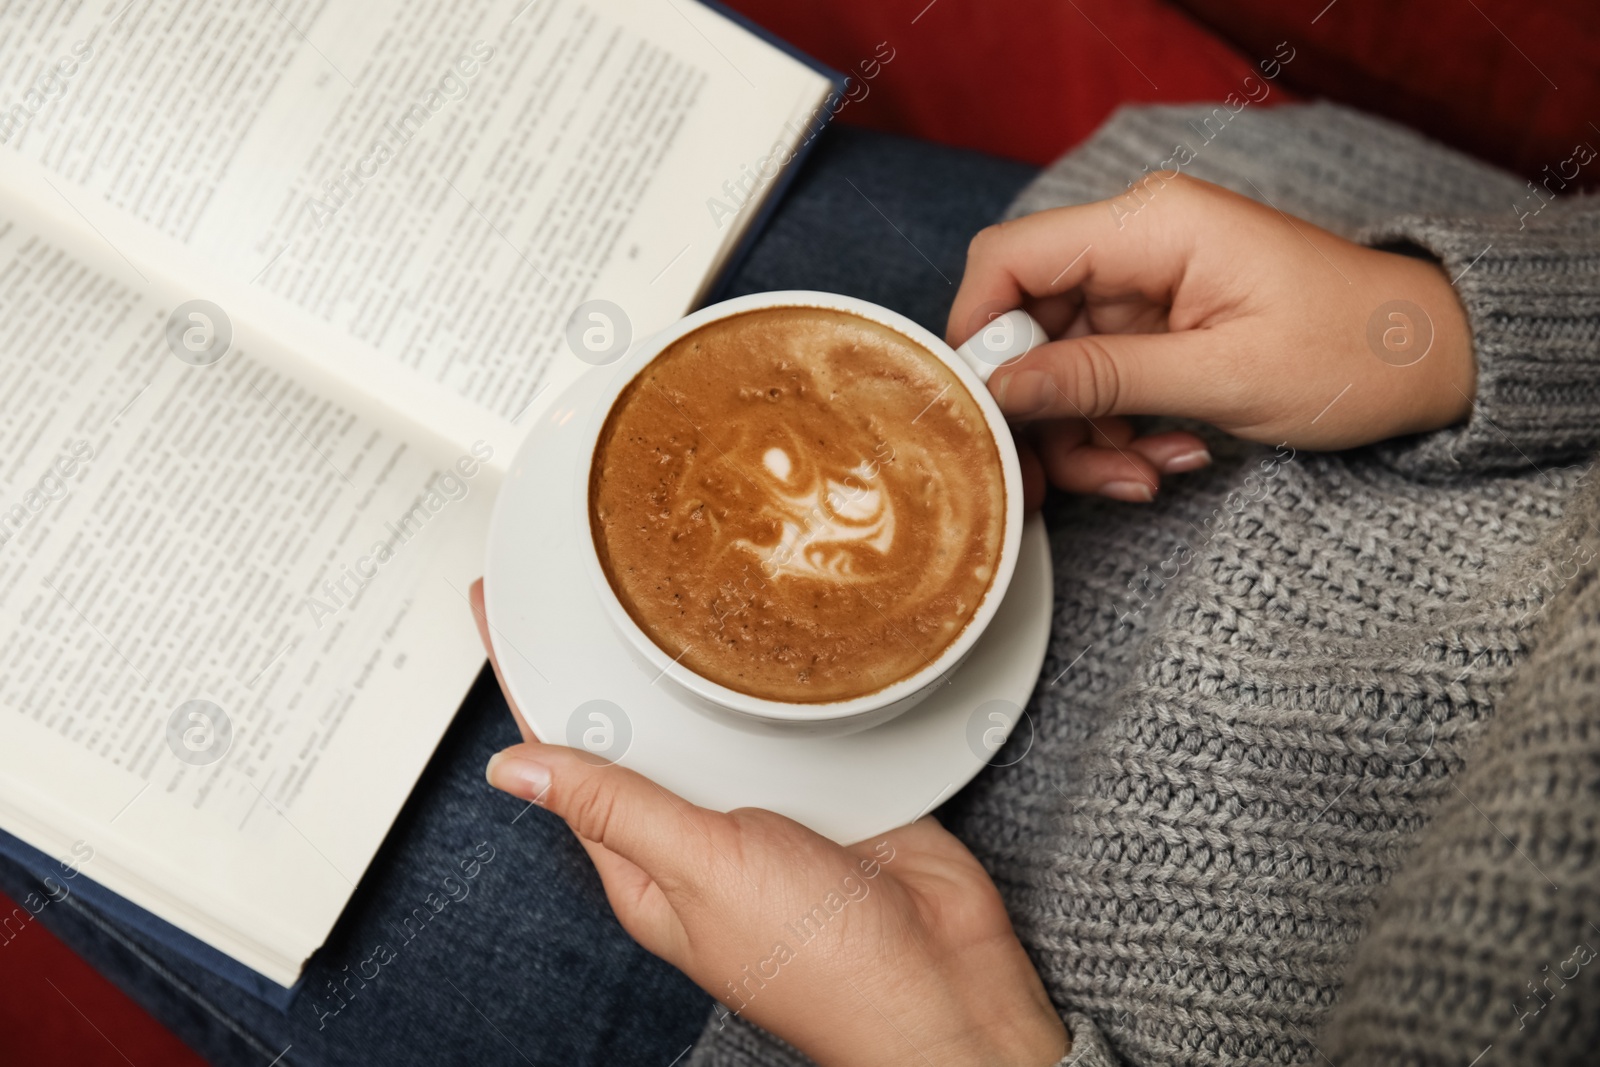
[1320,467,1600,1063]
[689,103,1600,1066]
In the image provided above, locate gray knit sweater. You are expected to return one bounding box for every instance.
[690,103,1600,1066]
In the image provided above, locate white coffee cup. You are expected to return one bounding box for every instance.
[576,291,1047,735]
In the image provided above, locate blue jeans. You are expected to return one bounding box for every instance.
[0,127,1035,1067]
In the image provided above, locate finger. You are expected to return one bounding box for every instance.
[468,580,515,715]
[1127,430,1212,474]
[485,741,719,891]
[469,578,492,657]
[574,835,689,961]
[1019,291,1082,338]
[1076,420,1212,474]
[470,579,536,742]
[948,186,1195,347]
[1087,417,1133,449]
[988,330,1220,422]
[848,814,951,858]
[1039,420,1160,502]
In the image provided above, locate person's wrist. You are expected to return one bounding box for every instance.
[962,996,1070,1066]
[862,941,1069,1067]
[1376,251,1478,436]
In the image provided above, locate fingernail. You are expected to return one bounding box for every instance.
[995,371,1052,416]
[1103,480,1155,502]
[487,752,551,803]
[1162,448,1211,474]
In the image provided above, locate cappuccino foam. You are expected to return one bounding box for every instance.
[590,306,1005,704]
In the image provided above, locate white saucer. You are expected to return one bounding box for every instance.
[484,367,1054,844]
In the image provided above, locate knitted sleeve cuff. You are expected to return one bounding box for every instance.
[687,1008,1124,1066]
[685,1011,812,1067]
[1357,199,1600,477]
[1057,1012,1121,1066]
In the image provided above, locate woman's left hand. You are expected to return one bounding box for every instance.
[469,581,1068,1067]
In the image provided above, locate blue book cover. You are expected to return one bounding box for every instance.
[698,0,847,303]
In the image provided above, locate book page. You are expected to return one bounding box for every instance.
[0,164,494,983]
[0,0,833,983]
[2,0,833,445]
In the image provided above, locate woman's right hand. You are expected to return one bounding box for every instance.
[949,173,1477,505]
[469,581,1069,1067]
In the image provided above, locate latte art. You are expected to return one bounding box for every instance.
[590,306,1006,704]
[734,444,897,584]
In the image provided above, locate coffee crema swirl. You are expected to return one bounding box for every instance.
[590,306,1006,704]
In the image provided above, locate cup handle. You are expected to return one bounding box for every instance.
[952,308,1049,384]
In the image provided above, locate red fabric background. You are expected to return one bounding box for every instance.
[1171,0,1600,189]
[6,1,1596,1062]
[723,0,1283,165]
[0,906,201,1065]
[726,0,1600,187]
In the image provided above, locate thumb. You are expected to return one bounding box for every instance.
[988,330,1216,422]
[486,742,718,891]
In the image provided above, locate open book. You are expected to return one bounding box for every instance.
[0,0,835,988]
